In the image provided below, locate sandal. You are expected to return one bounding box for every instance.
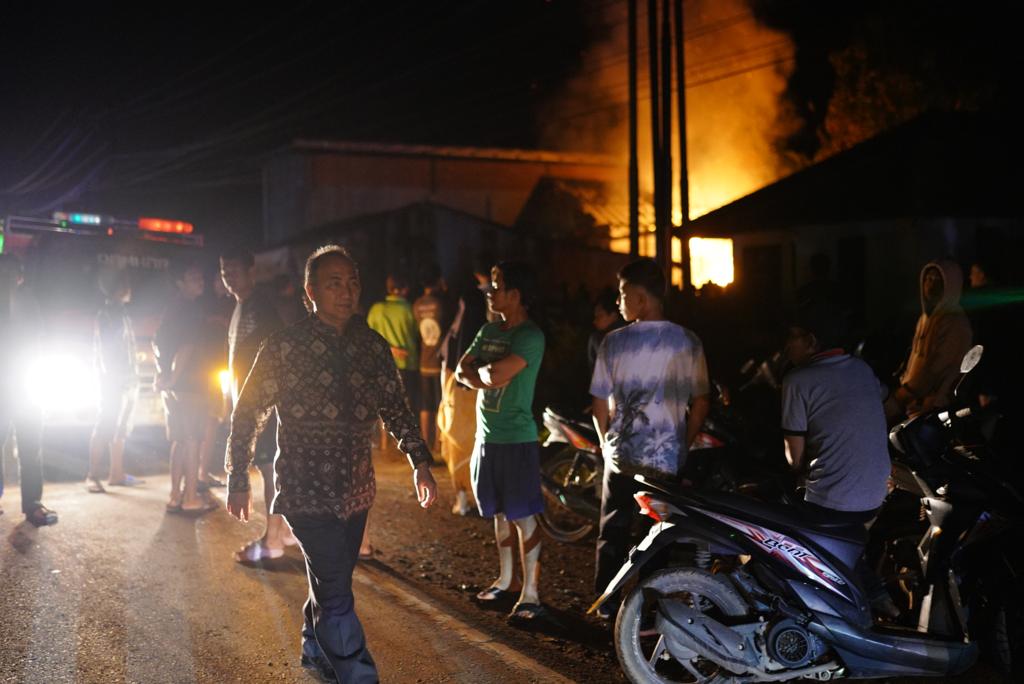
[166,493,184,513]
[108,475,145,487]
[180,499,217,515]
[358,545,374,561]
[26,506,58,527]
[508,602,550,624]
[475,583,521,602]
[234,540,285,563]
[86,480,107,494]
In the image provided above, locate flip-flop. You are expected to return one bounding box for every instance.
[86,481,106,494]
[508,602,551,624]
[109,475,146,487]
[180,500,217,515]
[26,506,58,527]
[234,540,285,563]
[475,584,522,602]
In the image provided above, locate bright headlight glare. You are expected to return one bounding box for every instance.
[218,369,232,396]
[24,353,100,414]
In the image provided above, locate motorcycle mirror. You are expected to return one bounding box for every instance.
[960,345,984,374]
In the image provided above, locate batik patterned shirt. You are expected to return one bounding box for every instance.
[226,314,431,519]
[590,321,709,476]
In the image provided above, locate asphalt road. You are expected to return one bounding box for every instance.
[0,471,574,683]
[2,446,1012,684]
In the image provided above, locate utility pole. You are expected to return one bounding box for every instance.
[628,0,639,259]
[674,0,690,289]
[658,0,673,276]
[647,0,661,263]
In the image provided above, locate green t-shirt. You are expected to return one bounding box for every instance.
[467,320,545,444]
[366,295,418,370]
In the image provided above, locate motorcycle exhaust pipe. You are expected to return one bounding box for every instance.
[655,600,760,673]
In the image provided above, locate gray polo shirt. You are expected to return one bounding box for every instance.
[782,353,890,512]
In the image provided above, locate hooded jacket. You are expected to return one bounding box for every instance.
[900,259,973,411]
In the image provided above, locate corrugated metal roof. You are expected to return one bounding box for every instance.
[547,178,655,237]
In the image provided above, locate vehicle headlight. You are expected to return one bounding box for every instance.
[24,353,100,415]
[218,369,232,396]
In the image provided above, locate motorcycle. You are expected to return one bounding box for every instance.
[593,346,1020,682]
[538,398,737,543]
[538,352,789,544]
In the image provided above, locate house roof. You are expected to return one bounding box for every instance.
[281,139,621,168]
[689,112,1023,236]
[269,200,510,249]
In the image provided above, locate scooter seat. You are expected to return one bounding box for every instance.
[545,408,599,438]
[686,489,869,545]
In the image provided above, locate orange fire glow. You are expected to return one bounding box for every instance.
[542,0,795,246]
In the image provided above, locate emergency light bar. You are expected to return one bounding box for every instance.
[138,217,193,234]
[53,211,103,225]
[4,214,203,247]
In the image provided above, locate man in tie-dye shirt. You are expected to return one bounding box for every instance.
[590,258,710,619]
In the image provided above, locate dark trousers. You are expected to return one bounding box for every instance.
[286,510,378,684]
[595,467,647,599]
[0,396,44,514]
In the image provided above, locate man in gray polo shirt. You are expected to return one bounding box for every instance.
[781,305,890,523]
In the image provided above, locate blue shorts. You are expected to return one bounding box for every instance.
[470,441,544,520]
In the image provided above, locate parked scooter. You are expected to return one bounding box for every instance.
[593,346,1019,682]
[539,396,737,543]
[538,352,789,544]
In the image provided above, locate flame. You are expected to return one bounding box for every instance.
[541,0,795,226]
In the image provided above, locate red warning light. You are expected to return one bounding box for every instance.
[138,217,193,234]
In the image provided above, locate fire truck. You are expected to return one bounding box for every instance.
[1,212,207,457]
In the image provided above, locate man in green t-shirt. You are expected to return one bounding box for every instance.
[367,273,420,413]
[456,261,546,624]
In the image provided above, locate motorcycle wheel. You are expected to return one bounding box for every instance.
[538,447,597,543]
[615,568,749,684]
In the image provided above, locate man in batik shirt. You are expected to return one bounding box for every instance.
[226,245,437,684]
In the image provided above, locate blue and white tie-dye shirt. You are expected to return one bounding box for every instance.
[590,321,709,475]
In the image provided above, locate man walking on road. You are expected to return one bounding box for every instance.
[226,245,437,684]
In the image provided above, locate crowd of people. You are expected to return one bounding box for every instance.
[2,240,1017,683]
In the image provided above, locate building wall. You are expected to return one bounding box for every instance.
[729,217,1024,332]
[264,148,620,244]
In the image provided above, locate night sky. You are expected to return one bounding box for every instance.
[0,1,593,246]
[1,0,1017,248]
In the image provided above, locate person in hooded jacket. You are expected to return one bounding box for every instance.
[885,259,973,423]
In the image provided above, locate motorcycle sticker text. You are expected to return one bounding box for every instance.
[701,510,849,598]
